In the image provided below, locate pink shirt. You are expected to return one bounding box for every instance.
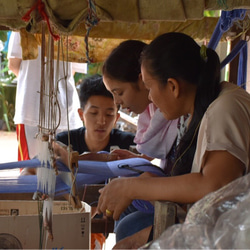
[134,103,178,169]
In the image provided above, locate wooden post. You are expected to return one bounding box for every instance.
[153,201,177,240]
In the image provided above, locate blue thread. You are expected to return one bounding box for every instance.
[84,0,100,63]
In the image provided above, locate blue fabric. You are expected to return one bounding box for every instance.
[220,40,248,89]
[0,157,166,177]
[208,9,246,49]
[114,204,154,242]
[0,175,70,196]
[0,158,166,202]
[132,199,155,214]
[220,40,247,69]
[237,41,248,89]
[208,9,247,89]
[2,31,11,52]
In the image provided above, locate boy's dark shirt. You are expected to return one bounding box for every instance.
[56,127,135,153]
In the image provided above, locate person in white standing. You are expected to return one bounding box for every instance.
[7,31,83,163]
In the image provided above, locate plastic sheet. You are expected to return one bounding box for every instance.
[145,173,250,249]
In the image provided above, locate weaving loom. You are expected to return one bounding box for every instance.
[0,150,166,243]
[0,157,166,195]
[1,1,249,247]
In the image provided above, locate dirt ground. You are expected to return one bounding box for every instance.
[0,130,19,177]
[0,130,18,163]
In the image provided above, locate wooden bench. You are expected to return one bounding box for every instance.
[153,201,177,239]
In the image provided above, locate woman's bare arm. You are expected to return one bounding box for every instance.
[97,150,245,220]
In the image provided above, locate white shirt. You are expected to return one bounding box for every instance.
[7,32,82,130]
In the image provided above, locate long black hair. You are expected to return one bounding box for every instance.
[102,40,147,88]
[141,32,221,175]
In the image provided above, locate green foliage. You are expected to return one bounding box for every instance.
[0,88,15,131]
[204,10,221,17]
[0,31,7,43]
[74,62,103,85]
[0,51,16,83]
[0,47,16,131]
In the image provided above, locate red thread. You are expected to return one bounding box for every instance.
[22,0,60,41]
[22,2,38,22]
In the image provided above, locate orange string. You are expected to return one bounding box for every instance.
[22,0,60,41]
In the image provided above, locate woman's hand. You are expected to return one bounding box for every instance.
[111,149,153,161]
[53,141,119,167]
[97,172,158,220]
[111,149,140,159]
[97,177,133,220]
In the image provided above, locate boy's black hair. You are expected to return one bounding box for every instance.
[78,74,115,109]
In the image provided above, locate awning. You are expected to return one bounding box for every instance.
[1,0,250,62]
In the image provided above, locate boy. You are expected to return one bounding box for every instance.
[55,74,135,249]
[56,74,135,153]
